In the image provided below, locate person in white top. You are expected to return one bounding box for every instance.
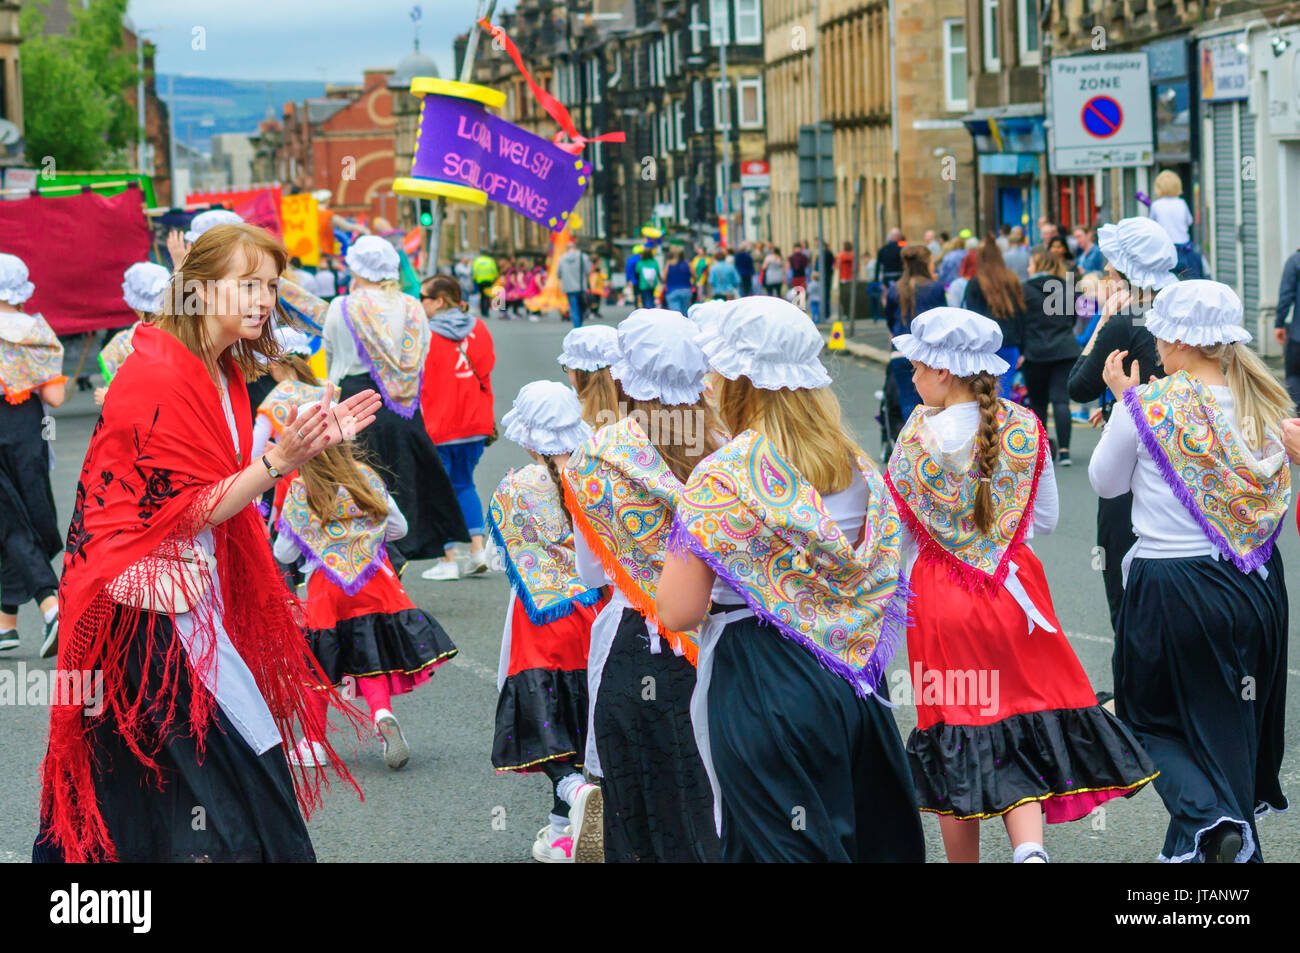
[1089,279,1292,864]
[1148,170,1203,279]
[885,307,1157,864]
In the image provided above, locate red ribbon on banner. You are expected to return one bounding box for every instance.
[477,18,626,155]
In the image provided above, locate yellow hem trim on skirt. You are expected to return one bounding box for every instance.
[917,770,1161,821]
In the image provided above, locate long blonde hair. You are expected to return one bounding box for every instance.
[574,367,621,427]
[298,442,389,524]
[717,376,863,495]
[155,223,288,380]
[612,380,724,483]
[1200,342,1294,452]
[964,372,1004,535]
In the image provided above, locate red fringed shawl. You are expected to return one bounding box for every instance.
[40,325,361,862]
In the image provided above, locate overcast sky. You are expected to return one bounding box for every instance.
[125,0,515,83]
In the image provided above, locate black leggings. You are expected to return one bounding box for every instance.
[541,759,576,818]
[1022,358,1074,452]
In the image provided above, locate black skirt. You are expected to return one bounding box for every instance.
[709,616,925,862]
[338,373,468,564]
[309,607,457,685]
[1115,551,1289,862]
[34,607,315,863]
[0,395,61,606]
[593,607,721,862]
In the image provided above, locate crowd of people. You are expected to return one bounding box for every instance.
[0,170,1292,865]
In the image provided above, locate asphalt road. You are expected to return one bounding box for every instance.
[1,303,1296,863]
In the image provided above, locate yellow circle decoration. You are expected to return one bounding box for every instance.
[392,176,488,206]
[410,77,506,110]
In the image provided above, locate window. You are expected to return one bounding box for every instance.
[710,0,730,46]
[713,79,731,130]
[734,0,761,44]
[675,100,686,148]
[589,59,601,103]
[943,20,969,111]
[672,33,681,74]
[594,141,604,172]
[982,0,1000,71]
[458,211,468,250]
[1018,0,1040,66]
[693,78,704,125]
[690,3,704,53]
[737,76,763,127]
[657,40,666,86]
[678,175,689,221]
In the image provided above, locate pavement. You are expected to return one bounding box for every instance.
[1,300,1296,863]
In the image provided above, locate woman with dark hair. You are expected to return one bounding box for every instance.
[962,236,1026,397]
[36,224,383,862]
[886,246,947,421]
[1021,250,1082,464]
[419,274,496,581]
[323,237,469,576]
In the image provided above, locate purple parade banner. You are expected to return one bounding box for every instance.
[409,94,593,233]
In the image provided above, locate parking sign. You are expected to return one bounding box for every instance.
[1049,54,1154,173]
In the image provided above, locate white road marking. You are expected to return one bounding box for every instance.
[449,653,497,686]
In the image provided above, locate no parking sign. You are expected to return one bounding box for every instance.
[1049,54,1154,173]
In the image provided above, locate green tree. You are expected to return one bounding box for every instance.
[19,0,138,171]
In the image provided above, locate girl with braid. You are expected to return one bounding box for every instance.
[885,308,1156,863]
[488,381,606,862]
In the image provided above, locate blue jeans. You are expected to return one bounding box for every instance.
[436,439,486,539]
[666,288,693,315]
[996,346,1020,399]
[639,287,656,308]
[566,291,585,328]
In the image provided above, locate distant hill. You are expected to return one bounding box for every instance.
[158,76,329,153]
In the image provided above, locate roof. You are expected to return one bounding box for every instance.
[306,98,350,124]
[390,48,439,88]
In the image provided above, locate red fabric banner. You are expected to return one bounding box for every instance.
[0,186,152,335]
[187,186,284,238]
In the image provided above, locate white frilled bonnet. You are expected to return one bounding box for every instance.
[1097,217,1178,290]
[346,235,400,282]
[273,326,315,356]
[184,209,244,243]
[686,298,729,336]
[501,380,593,456]
[1146,279,1251,347]
[557,324,620,372]
[0,253,35,306]
[892,307,1010,377]
[121,262,171,313]
[609,309,709,406]
[695,296,832,390]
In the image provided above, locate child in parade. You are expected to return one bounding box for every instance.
[656,297,926,862]
[36,224,383,862]
[274,434,457,771]
[0,253,66,658]
[556,323,620,426]
[252,327,326,460]
[563,309,724,862]
[1090,281,1291,862]
[488,381,606,863]
[94,261,170,407]
[886,307,1157,863]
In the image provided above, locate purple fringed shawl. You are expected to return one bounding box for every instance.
[1122,373,1289,574]
[276,464,391,596]
[340,291,425,419]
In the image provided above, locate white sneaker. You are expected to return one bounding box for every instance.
[420,560,460,581]
[467,550,489,575]
[374,709,410,770]
[288,738,331,768]
[39,614,59,659]
[531,824,574,863]
[0,630,18,652]
[570,783,604,863]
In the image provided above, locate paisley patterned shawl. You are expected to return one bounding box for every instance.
[487,464,603,625]
[669,430,910,697]
[97,323,140,384]
[341,291,425,418]
[1123,371,1290,573]
[0,312,65,403]
[885,399,1046,589]
[277,463,390,596]
[279,276,328,333]
[562,416,701,660]
[257,380,327,439]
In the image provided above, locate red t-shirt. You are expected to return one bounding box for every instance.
[421,318,496,445]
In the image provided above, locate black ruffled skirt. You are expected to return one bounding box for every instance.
[338,373,468,564]
[34,607,314,863]
[593,607,720,863]
[309,608,457,687]
[708,615,925,862]
[1116,552,1289,862]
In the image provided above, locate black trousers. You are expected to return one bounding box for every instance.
[1096,493,1136,634]
[476,280,495,317]
[1285,338,1300,410]
[1022,357,1074,452]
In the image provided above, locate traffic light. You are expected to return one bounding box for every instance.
[417,199,434,227]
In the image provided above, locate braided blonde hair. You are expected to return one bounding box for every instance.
[966,372,1002,535]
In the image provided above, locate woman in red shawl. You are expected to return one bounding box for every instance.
[36,224,382,863]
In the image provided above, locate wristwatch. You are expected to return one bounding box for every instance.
[262,454,283,480]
